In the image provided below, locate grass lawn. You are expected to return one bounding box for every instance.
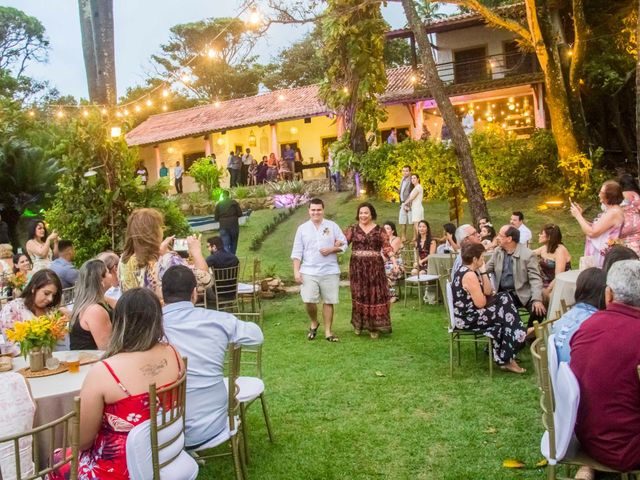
[197,191,588,479]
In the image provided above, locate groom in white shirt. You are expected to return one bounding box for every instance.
[291,198,347,342]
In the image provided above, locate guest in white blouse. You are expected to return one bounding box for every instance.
[0,269,63,355]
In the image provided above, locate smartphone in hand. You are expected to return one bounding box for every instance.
[173,238,188,252]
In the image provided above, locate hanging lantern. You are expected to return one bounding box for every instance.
[248,130,257,147]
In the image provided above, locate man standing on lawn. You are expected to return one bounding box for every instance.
[291,198,347,342]
[395,165,413,241]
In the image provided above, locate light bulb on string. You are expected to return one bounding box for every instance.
[162,104,168,111]
[101,108,107,115]
[146,99,153,107]
[162,89,169,98]
[56,110,64,118]
[248,7,261,25]
[123,109,130,116]
[207,48,218,59]
[116,111,122,118]
[28,110,35,117]
[82,110,89,117]
[214,100,221,108]
[135,105,141,113]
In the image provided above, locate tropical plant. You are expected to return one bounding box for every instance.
[0,137,64,242]
[232,185,251,199]
[267,180,306,194]
[46,114,189,263]
[187,157,223,197]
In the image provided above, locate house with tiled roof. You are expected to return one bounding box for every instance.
[127,4,545,192]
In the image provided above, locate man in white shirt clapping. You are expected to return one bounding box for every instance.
[291,198,347,342]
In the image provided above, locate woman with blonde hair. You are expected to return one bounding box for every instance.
[96,251,120,304]
[69,259,113,350]
[118,208,211,300]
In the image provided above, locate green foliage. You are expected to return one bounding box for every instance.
[249,208,295,251]
[187,157,223,197]
[319,0,388,151]
[152,17,263,101]
[0,6,49,77]
[46,115,189,263]
[231,186,251,199]
[357,128,560,200]
[0,136,63,241]
[267,180,306,194]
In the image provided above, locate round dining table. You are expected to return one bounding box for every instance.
[5,350,101,469]
[547,269,581,320]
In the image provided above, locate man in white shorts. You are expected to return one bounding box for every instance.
[396,165,412,241]
[291,198,347,342]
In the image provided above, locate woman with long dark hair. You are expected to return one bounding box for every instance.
[412,220,436,275]
[382,221,403,302]
[0,269,63,355]
[532,224,571,303]
[49,288,184,479]
[345,203,394,338]
[25,220,58,272]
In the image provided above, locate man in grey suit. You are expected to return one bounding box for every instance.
[396,165,413,241]
[486,225,546,326]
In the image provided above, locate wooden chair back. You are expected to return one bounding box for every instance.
[148,357,189,477]
[211,265,239,312]
[0,396,80,480]
[530,337,557,460]
[234,312,263,378]
[227,343,242,433]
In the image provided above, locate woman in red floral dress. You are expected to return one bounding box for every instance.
[48,288,184,480]
[345,202,394,338]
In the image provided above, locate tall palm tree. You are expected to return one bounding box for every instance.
[78,0,116,105]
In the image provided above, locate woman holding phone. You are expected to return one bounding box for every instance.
[570,180,624,268]
[118,208,212,301]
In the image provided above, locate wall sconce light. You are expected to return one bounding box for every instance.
[248,130,257,147]
[290,127,298,135]
[168,147,175,153]
[217,137,225,146]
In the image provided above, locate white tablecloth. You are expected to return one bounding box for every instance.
[547,270,581,320]
[6,350,100,467]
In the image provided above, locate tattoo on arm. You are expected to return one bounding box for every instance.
[139,358,168,377]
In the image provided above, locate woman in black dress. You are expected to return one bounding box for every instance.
[345,203,394,339]
[451,243,527,373]
[70,259,113,350]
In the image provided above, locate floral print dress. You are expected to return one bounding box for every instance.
[451,266,526,365]
[48,346,183,480]
[345,224,392,333]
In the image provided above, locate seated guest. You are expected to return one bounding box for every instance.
[510,211,532,245]
[619,173,640,256]
[570,260,640,472]
[602,244,639,274]
[278,157,293,180]
[532,224,571,303]
[161,266,263,448]
[436,223,459,254]
[486,225,546,326]
[69,260,113,351]
[480,224,497,251]
[13,252,32,277]
[0,243,14,297]
[118,208,212,300]
[96,251,121,305]
[412,220,436,275]
[48,288,184,480]
[266,153,278,182]
[0,269,63,356]
[451,224,481,278]
[50,240,78,288]
[205,236,239,269]
[451,243,527,373]
[551,267,606,363]
[382,221,404,302]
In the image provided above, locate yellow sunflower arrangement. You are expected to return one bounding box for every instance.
[5,311,68,358]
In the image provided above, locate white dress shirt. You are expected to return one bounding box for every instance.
[291,219,347,276]
[518,224,532,244]
[162,301,263,448]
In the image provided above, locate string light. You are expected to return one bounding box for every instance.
[28,110,35,117]
[101,108,107,115]
[82,110,89,117]
[162,89,169,98]
[207,48,218,58]
[145,99,153,107]
[116,111,122,118]
[162,104,168,111]
[248,7,261,25]
[134,105,141,112]
[56,110,64,118]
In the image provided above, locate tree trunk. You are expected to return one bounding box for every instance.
[636,0,640,176]
[78,0,116,105]
[78,0,99,102]
[401,0,488,223]
[90,0,116,105]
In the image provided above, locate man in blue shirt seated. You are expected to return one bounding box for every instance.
[161,265,263,449]
[50,239,78,288]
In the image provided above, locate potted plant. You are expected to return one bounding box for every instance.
[5,312,68,372]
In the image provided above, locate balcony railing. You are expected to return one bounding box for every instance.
[434,51,539,86]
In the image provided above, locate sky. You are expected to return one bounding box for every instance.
[3,1,408,100]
